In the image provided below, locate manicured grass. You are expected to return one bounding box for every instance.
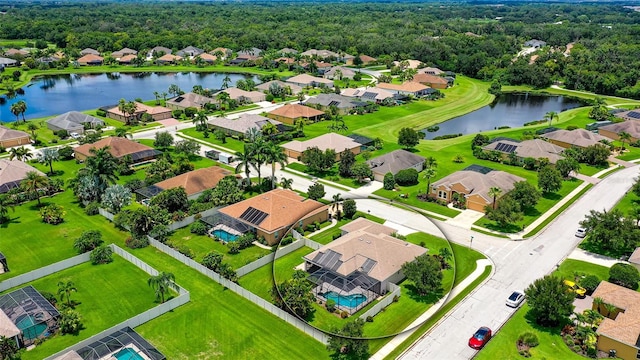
[180,127,246,153]
[501,85,640,107]
[373,182,461,218]
[555,259,610,282]
[612,188,640,216]
[472,227,510,238]
[167,227,271,269]
[524,184,593,238]
[18,256,157,360]
[310,212,385,244]
[286,162,365,189]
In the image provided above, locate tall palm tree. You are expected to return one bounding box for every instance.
[83,146,119,189]
[117,98,128,123]
[619,131,632,150]
[57,280,77,307]
[160,92,168,104]
[26,122,38,137]
[544,111,558,126]
[423,167,437,194]
[38,147,59,175]
[17,100,27,123]
[9,102,21,122]
[147,272,178,303]
[216,91,230,110]
[153,91,160,105]
[488,186,502,210]
[280,177,293,189]
[234,145,256,187]
[114,127,132,139]
[332,193,343,212]
[8,146,32,162]
[193,110,208,130]
[265,142,288,189]
[294,118,305,133]
[248,137,268,185]
[0,195,14,224]
[21,171,49,206]
[424,156,438,169]
[222,74,231,89]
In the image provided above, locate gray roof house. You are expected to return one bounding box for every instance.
[524,39,547,48]
[482,138,565,163]
[279,48,298,55]
[541,128,608,149]
[324,66,356,80]
[177,46,204,57]
[256,80,303,95]
[342,87,395,103]
[80,48,99,56]
[0,57,17,67]
[305,93,361,114]
[46,111,105,134]
[367,150,426,182]
[207,113,283,137]
[237,48,263,57]
[146,46,172,59]
[165,92,213,110]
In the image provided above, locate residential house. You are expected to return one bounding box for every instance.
[266,104,325,125]
[214,88,266,104]
[279,48,298,55]
[392,59,422,69]
[413,73,448,89]
[76,54,103,66]
[418,67,445,76]
[629,247,640,271]
[342,87,394,104]
[347,54,376,66]
[524,39,547,48]
[211,47,232,59]
[80,48,99,56]
[367,150,426,182]
[599,121,640,142]
[46,111,104,134]
[117,54,137,65]
[110,48,137,59]
[275,57,296,67]
[281,132,362,160]
[146,46,172,59]
[230,53,259,65]
[482,138,565,164]
[73,137,161,163]
[104,102,172,122]
[541,129,609,149]
[165,92,212,110]
[591,281,640,360]
[0,126,30,148]
[237,48,263,57]
[305,93,362,115]
[613,109,640,122]
[156,54,182,64]
[304,218,427,313]
[324,66,356,80]
[286,74,334,88]
[0,58,18,67]
[430,167,525,212]
[256,80,302,95]
[207,113,284,137]
[376,82,431,97]
[300,49,339,59]
[4,48,28,57]
[0,159,45,193]
[136,166,237,201]
[177,46,204,58]
[196,53,217,63]
[218,189,328,245]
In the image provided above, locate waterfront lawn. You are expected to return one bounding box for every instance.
[179,127,247,153]
[310,211,385,244]
[167,227,271,269]
[18,256,156,360]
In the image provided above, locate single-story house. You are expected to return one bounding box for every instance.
[275,57,296,66]
[208,113,284,137]
[74,137,161,163]
[237,48,263,57]
[0,126,30,148]
[393,59,422,69]
[376,82,431,97]
[613,109,640,122]
[147,46,172,59]
[281,132,362,160]
[136,166,237,200]
[229,53,259,65]
[214,88,266,104]
[347,54,376,66]
[279,48,298,55]
[4,48,28,57]
[525,39,547,48]
[304,218,426,313]
[104,102,172,122]
[0,159,45,194]
[156,54,182,64]
[482,138,565,164]
[266,104,325,125]
[430,167,525,212]
[76,54,103,66]
[591,281,640,360]
[324,66,356,80]
[0,57,18,67]
[117,54,137,65]
[111,47,137,59]
[176,46,204,58]
[599,121,640,142]
[286,74,334,88]
[413,73,448,89]
[305,93,362,115]
[46,111,104,134]
[367,149,426,182]
[418,67,445,76]
[211,47,232,59]
[80,48,99,56]
[165,92,212,110]
[342,87,394,103]
[629,247,640,271]
[218,189,328,245]
[256,80,302,95]
[196,53,217,63]
[300,49,338,59]
[541,129,609,149]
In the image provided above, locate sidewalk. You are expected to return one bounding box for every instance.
[370,259,493,360]
[567,248,625,268]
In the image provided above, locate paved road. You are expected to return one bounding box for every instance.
[398,165,638,360]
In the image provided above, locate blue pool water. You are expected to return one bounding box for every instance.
[321,291,367,308]
[212,229,239,242]
[15,314,47,340]
[114,347,145,360]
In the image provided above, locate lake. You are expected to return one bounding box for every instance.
[421,93,585,139]
[0,72,258,122]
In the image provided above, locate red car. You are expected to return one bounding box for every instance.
[468,326,492,349]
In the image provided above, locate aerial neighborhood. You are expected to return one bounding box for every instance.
[1,2,640,360]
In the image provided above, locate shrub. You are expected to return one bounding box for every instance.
[395,168,419,186]
[281,235,294,246]
[125,235,149,249]
[177,245,194,259]
[73,230,104,253]
[59,309,83,335]
[518,349,531,358]
[201,251,223,271]
[566,125,578,130]
[366,316,374,322]
[171,109,184,118]
[228,242,241,254]
[566,339,575,347]
[266,94,275,102]
[326,299,336,312]
[579,275,601,294]
[96,109,107,117]
[40,204,65,224]
[340,310,348,319]
[586,346,597,358]
[342,199,357,219]
[190,220,208,235]
[393,295,399,302]
[572,345,581,353]
[84,201,100,216]
[609,263,640,290]
[518,332,539,347]
[383,172,395,190]
[90,245,113,264]
[56,129,69,139]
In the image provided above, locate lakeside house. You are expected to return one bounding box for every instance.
[80,48,99,56]
[266,103,325,125]
[281,132,362,160]
[0,126,30,148]
[104,102,172,122]
[73,137,161,163]
[156,54,182,64]
[481,138,565,164]
[165,92,213,110]
[541,129,609,149]
[213,88,265,104]
[46,111,104,134]
[376,82,431,97]
[147,46,172,59]
[599,121,640,142]
[413,73,448,89]
[111,48,137,59]
[0,159,45,194]
[613,109,640,122]
[176,46,204,58]
[76,54,103,66]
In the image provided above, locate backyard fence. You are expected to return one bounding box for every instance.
[0,252,91,292]
[359,283,402,321]
[292,230,323,250]
[98,208,115,221]
[236,240,303,277]
[98,206,219,232]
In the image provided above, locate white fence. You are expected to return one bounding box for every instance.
[292,230,323,250]
[0,252,91,292]
[147,237,329,344]
[98,208,115,221]
[98,206,219,232]
[359,283,402,321]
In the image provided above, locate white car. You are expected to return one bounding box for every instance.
[70,132,82,139]
[575,228,587,238]
[506,290,525,308]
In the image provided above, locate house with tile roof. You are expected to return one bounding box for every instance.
[599,121,640,143]
[117,54,137,65]
[76,54,103,66]
[413,73,448,89]
[110,48,137,59]
[4,48,28,57]
[300,49,339,59]
[80,48,99,56]
[266,104,325,125]
[342,87,395,103]
[136,166,238,200]
[256,80,302,95]
[324,66,356,80]
[213,88,265,104]
[218,189,328,245]
[165,92,213,110]
[304,93,362,115]
[0,126,30,148]
[0,159,45,193]
[430,167,525,212]
[376,82,431,97]
[105,102,172,122]
[347,54,377,66]
[73,137,161,163]
[418,67,445,76]
[177,46,204,58]
[614,110,640,122]
[46,111,104,134]
[281,132,362,160]
[541,129,609,149]
[392,60,422,69]
[367,150,426,182]
[286,74,334,88]
[591,281,640,360]
[208,114,283,137]
[482,138,565,164]
[196,53,217,63]
[156,54,182,64]
[146,46,172,59]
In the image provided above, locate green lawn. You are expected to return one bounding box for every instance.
[180,127,246,153]
[612,189,640,216]
[310,212,385,244]
[19,256,157,360]
[167,227,271,269]
[286,162,365,189]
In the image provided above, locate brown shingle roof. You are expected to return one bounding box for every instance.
[268,103,325,119]
[219,189,327,234]
[542,129,608,148]
[118,54,137,63]
[281,133,361,153]
[358,55,377,63]
[154,166,235,196]
[413,73,448,85]
[600,120,640,139]
[286,74,334,86]
[432,169,525,202]
[376,81,429,93]
[339,217,396,236]
[482,138,565,164]
[0,310,20,338]
[367,149,426,176]
[74,137,156,159]
[0,159,44,193]
[593,281,640,347]
[107,102,171,117]
[77,54,103,63]
[157,54,182,62]
[0,126,29,141]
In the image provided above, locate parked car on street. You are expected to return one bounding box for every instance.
[468,326,492,349]
[575,227,587,238]
[506,290,525,308]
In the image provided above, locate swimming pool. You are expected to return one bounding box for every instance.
[212,229,239,242]
[15,314,48,340]
[321,292,367,308]
[114,347,145,360]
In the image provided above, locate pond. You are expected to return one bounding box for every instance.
[421,93,586,139]
[0,72,259,122]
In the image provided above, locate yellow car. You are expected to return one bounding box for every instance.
[564,280,587,298]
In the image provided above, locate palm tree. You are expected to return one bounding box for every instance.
[544,111,558,126]
[160,92,168,105]
[117,98,128,123]
[261,122,278,136]
[619,131,632,150]
[222,74,231,89]
[488,186,502,210]
[248,137,268,185]
[147,272,178,303]
[216,91,230,110]
[21,171,49,206]
[0,195,15,224]
[280,177,293,189]
[83,146,119,189]
[9,102,21,122]
[294,118,305,134]
[265,142,288,189]
[332,193,343,212]
[234,145,256,187]
[26,122,38,137]
[424,156,438,169]
[604,303,618,319]
[423,167,437,194]
[57,280,77,307]
[153,91,160,105]
[8,146,32,162]
[114,127,132,139]
[592,297,604,314]
[37,148,59,175]
[193,110,208,130]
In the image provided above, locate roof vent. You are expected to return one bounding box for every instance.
[366,240,371,244]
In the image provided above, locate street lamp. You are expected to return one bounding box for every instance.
[469,235,474,249]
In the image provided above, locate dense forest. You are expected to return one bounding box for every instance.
[3,2,640,97]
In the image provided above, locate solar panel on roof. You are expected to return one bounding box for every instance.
[360,258,377,273]
[328,100,341,107]
[362,92,376,100]
[313,249,343,271]
[239,206,269,226]
[495,142,517,153]
[628,111,640,119]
